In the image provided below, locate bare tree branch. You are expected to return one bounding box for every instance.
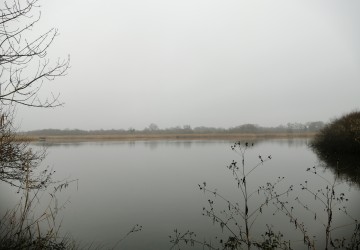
[0,0,69,188]
[0,0,69,108]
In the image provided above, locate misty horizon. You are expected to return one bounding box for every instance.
[12,0,360,131]
[20,121,326,133]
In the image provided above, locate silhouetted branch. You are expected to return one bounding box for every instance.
[0,0,69,108]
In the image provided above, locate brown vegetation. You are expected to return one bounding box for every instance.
[20,132,316,142]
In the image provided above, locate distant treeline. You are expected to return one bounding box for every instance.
[21,121,325,136]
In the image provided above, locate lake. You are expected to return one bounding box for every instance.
[1,138,359,249]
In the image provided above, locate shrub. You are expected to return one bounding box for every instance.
[311,111,360,156]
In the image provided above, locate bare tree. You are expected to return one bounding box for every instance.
[0,0,69,107]
[0,0,69,188]
[148,123,159,132]
[0,1,76,248]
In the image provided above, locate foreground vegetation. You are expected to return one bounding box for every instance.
[170,141,360,250]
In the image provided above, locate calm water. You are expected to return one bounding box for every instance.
[1,139,359,249]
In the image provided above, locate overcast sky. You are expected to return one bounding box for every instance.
[15,0,360,131]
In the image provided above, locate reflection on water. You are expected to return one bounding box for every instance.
[312,148,360,187]
[2,139,359,249]
[33,137,313,149]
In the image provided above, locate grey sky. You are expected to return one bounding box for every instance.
[16,0,360,131]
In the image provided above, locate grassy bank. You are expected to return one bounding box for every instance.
[19,132,317,142]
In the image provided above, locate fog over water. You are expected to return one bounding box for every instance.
[15,0,360,131]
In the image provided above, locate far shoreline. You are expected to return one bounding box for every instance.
[18,132,317,143]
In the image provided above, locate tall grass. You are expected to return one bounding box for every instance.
[0,157,78,249]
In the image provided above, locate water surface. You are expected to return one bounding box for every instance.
[1,139,359,249]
